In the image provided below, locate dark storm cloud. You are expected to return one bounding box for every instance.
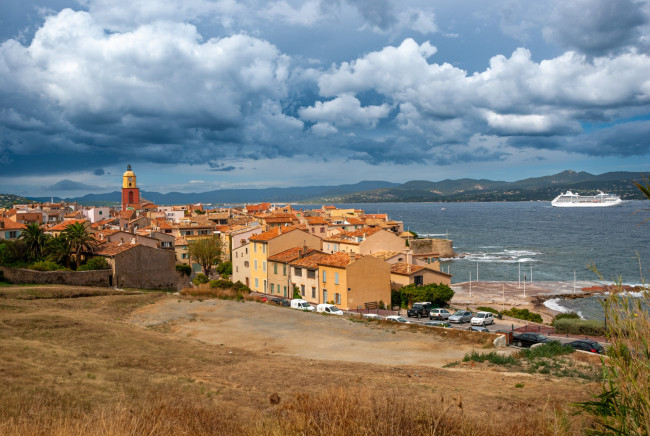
[544,0,648,56]
[93,168,105,176]
[570,121,650,156]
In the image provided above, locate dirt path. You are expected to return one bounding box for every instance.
[129,297,486,367]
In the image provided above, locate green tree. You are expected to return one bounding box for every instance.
[18,222,50,261]
[397,283,455,308]
[61,222,98,269]
[187,236,222,277]
[45,235,72,269]
[216,260,232,278]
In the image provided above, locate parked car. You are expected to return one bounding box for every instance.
[512,332,555,348]
[468,325,490,333]
[316,303,344,315]
[386,315,410,323]
[407,302,432,318]
[449,310,473,324]
[290,299,315,312]
[270,297,290,307]
[567,339,605,354]
[429,308,451,320]
[362,313,381,320]
[470,312,495,326]
[423,321,451,328]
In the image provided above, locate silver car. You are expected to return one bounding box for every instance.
[448,310,473,324]
[429,308,451,320]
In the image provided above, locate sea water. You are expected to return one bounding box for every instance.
[299,200,650,319]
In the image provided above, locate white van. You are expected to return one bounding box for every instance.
[316,304,344,315]
[290,299,315,311]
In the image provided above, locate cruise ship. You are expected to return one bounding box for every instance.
[551,191,623,207]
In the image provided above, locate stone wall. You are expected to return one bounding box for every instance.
[410,238,455,258]
[108,245,189,290]
[0,266,112,287]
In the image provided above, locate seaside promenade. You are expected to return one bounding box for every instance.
[451,280,602,322]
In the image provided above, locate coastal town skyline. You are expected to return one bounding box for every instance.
[2,0,650,197]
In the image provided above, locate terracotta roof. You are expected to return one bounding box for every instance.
[289,252,332,269]
[306,216,329,225]
[249,226,306,242]
[268,247,315,263]
[390,262,426,276]
[0,217,26,230]
[48,219,89,232]
[152,219,174,230]
[316,252,358,268]
[263,216,295,224]
[119,210,136,220]
[370,251,401,261]
[245,203,271,213]
[96,241,138,256]
[323,205,336,210]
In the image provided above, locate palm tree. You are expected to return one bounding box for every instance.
[18,222,50,261]
[61,222,98,269]
[46,235,72,269]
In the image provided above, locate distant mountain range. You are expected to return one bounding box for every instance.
[24,170,647,206]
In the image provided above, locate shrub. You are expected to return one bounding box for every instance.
[502,307,543,323]
[192,273,209,286]
[29,260,66,271]
[77,257,110,271]
[476,306,499,314]
[518,341,575,359]
[176,264,192,276]
[397,283,454,308]
[231,281,250,293]
[209,279,233,289]
[216,261,232,278]
[462,351,517,366]
[553,318,606,336]
[552,312,580,325]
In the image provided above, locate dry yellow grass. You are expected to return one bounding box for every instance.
[0,285,596,435]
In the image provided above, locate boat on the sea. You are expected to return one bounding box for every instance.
[551,190,623,207]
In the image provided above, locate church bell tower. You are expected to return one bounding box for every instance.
[121,164,140,210]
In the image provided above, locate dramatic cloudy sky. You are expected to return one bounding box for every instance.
[2,0,650,196]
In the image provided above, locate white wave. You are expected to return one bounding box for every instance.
[543,298,572,313]
[503,249,541,256]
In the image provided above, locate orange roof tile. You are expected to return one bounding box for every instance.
[96,241,138,256]
[0,217,26,230]
[268,247,316,263]
[289,252,331,269]
[249,226,306,242]
[48,219,89,232]
[316,252,357,268]
[390,262,426,276]
[306,216,329,225]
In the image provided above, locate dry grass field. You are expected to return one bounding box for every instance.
[0,284,601,435]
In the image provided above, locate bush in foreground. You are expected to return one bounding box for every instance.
[77,257,110,271]
[28,260,68,271]
[553,318,605,336]
[192,273,209,286]
[502,307,543,323]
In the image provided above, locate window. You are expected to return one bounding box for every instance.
[271,283,275,293]
[255,278,259,288]
[283,286,287,296]
[236,266,239,272]
[323,289,328,303]
[235,252,238,258]
[244,261,249,268]
[263,261,266,272]
[254,243,257,253]
[311,228,315,233]
[335,293,341,305]
[294,267,302,277]
[320,227,325,233]
[311,287,316,298]
[307,270,315,279]
[245,247,248,254]
[182,253,188,259]
[254,260,258,270]
[274,263,277,274]
[262,244,266,254]
[335,272,339,285]
[414,275,424,286]
[301,285,305,296]
[322,270,326,282]
[283,264,286,276]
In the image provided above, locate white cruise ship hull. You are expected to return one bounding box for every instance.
[551,191,623,207]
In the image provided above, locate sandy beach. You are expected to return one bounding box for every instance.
[451,280,604,322]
